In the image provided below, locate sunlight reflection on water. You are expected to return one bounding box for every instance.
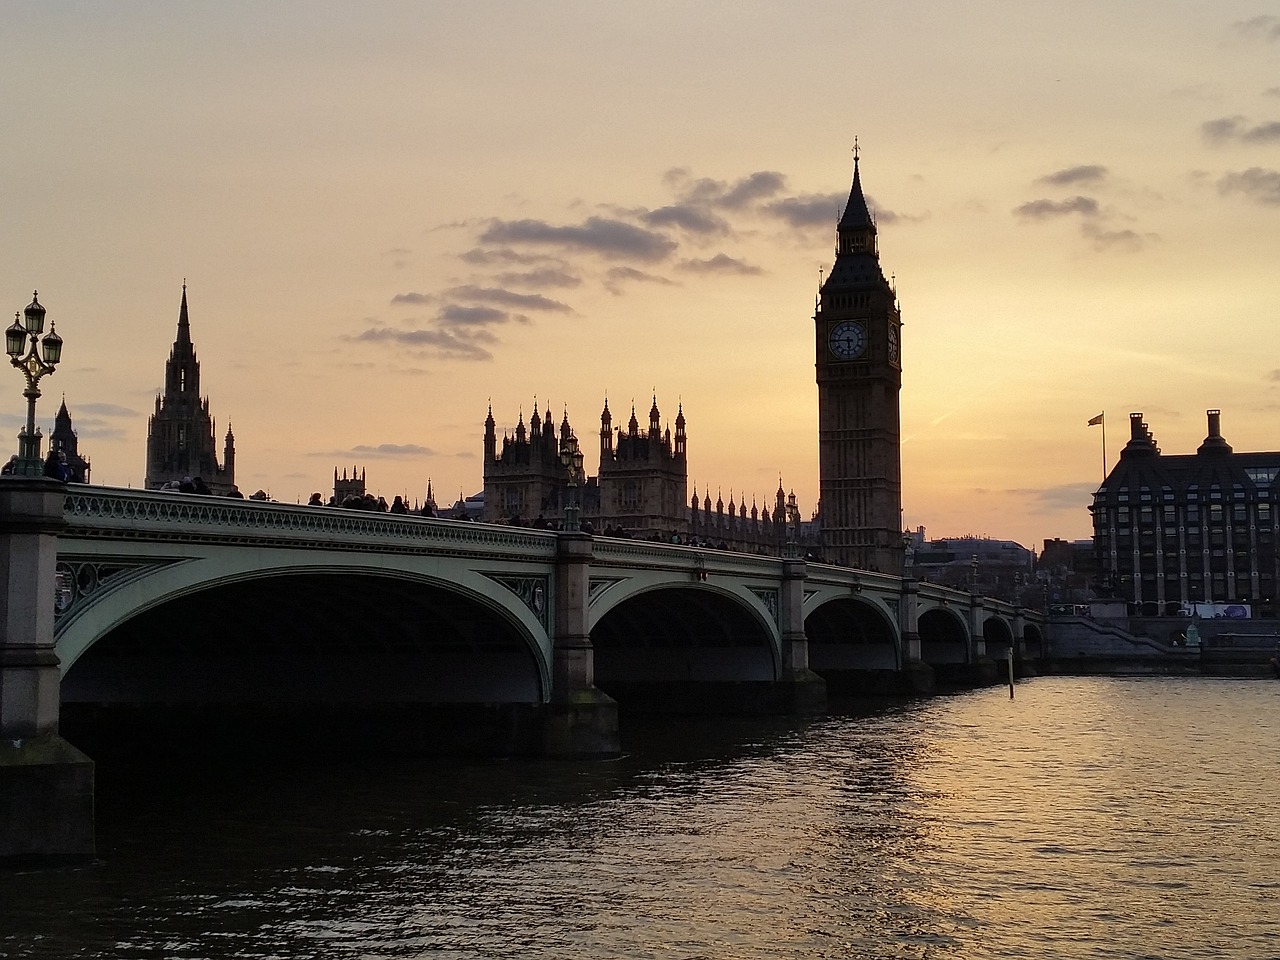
[3,677,1279,959]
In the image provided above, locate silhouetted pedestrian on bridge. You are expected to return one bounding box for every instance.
[43,449,70,482]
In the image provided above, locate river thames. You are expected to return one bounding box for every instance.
[3,676,1279,959]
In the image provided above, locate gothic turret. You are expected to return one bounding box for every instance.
[145,284,236,494]
[50,397,91,483]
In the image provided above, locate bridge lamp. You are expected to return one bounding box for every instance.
[559,433,584,532]
[6,292,65,477]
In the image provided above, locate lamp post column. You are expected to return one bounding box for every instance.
[6,293,65,477]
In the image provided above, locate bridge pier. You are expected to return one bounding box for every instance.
[779,558,826,714]
[898,578,935,694]
[0,478,94,867]
[541,532,620,758]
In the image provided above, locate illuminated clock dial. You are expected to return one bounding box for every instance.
[828,320,866,360]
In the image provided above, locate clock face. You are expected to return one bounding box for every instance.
[828,320,866,360]
[887,324,899,365]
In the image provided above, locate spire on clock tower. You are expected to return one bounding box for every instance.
[836,144,876,249]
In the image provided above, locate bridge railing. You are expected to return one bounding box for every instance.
[59,485,560,559]
[591,535,789,578]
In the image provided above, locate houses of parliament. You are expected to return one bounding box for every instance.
[482,151,906,571]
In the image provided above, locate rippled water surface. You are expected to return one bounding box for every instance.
[5,677,1280,959]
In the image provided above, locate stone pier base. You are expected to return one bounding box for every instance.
[540,688,620,758]
[0,733,95,868]
[933,659,999,690]
[777,668,827,715]
[818,663,935,698]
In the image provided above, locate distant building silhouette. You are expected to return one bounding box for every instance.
[49,398,91,484]
[595,397,687,535]
[905,527,1034,603]
[334,466,366,504]
[145,284,236,494]
[482,397,809,552]
[1091,410,1280,617]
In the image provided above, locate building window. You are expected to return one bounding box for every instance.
[621,480,641,511]
[1210,505,1224,523]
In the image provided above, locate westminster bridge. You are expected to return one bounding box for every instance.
[1,478,1045,864]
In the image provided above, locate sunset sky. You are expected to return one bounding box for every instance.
[3,2,1279,551]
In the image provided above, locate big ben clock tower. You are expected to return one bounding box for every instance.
[815,148,903,573]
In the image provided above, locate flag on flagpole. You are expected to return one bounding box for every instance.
[1087,413,1104,426]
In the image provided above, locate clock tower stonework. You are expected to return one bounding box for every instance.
[815,152,903,573]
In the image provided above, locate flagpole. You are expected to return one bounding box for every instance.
[1088,412,1107,479]
[1101,412,1106,480]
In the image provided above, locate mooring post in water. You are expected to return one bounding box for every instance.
[1007,645,1015,699]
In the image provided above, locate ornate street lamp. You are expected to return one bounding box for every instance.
[6,292,65,476]
[559,431,584,532]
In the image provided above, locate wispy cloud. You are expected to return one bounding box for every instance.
[459,247,556,266]
[1233,16,1280,41]
[1218,167,1280,205]
[676,254,764,275]
[641,204,732,235]
[1083,223,1152,252]
[763,193,844,228]
[437,305,513,326]
[353,325,494,361]
[1013,482,1099,510]
[603,266,678,295]
[1014,196,1100,220]
[392,292,433,305]
[664,168,788,208]
[444,285,572,313]
[494,267,582,288]
[1202,116,1280,144]
[479,217,676,262]
[347,443,435,458]
[1037,165,1108,186]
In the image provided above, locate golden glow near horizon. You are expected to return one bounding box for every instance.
[4,3,1280,550]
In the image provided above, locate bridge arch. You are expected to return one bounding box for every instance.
[589,583,780,688]
[918,606,970,666]
[1022,622,1045,658]
[804,595,901,692]
[57,561,550,707]
[982,614,1015,654]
